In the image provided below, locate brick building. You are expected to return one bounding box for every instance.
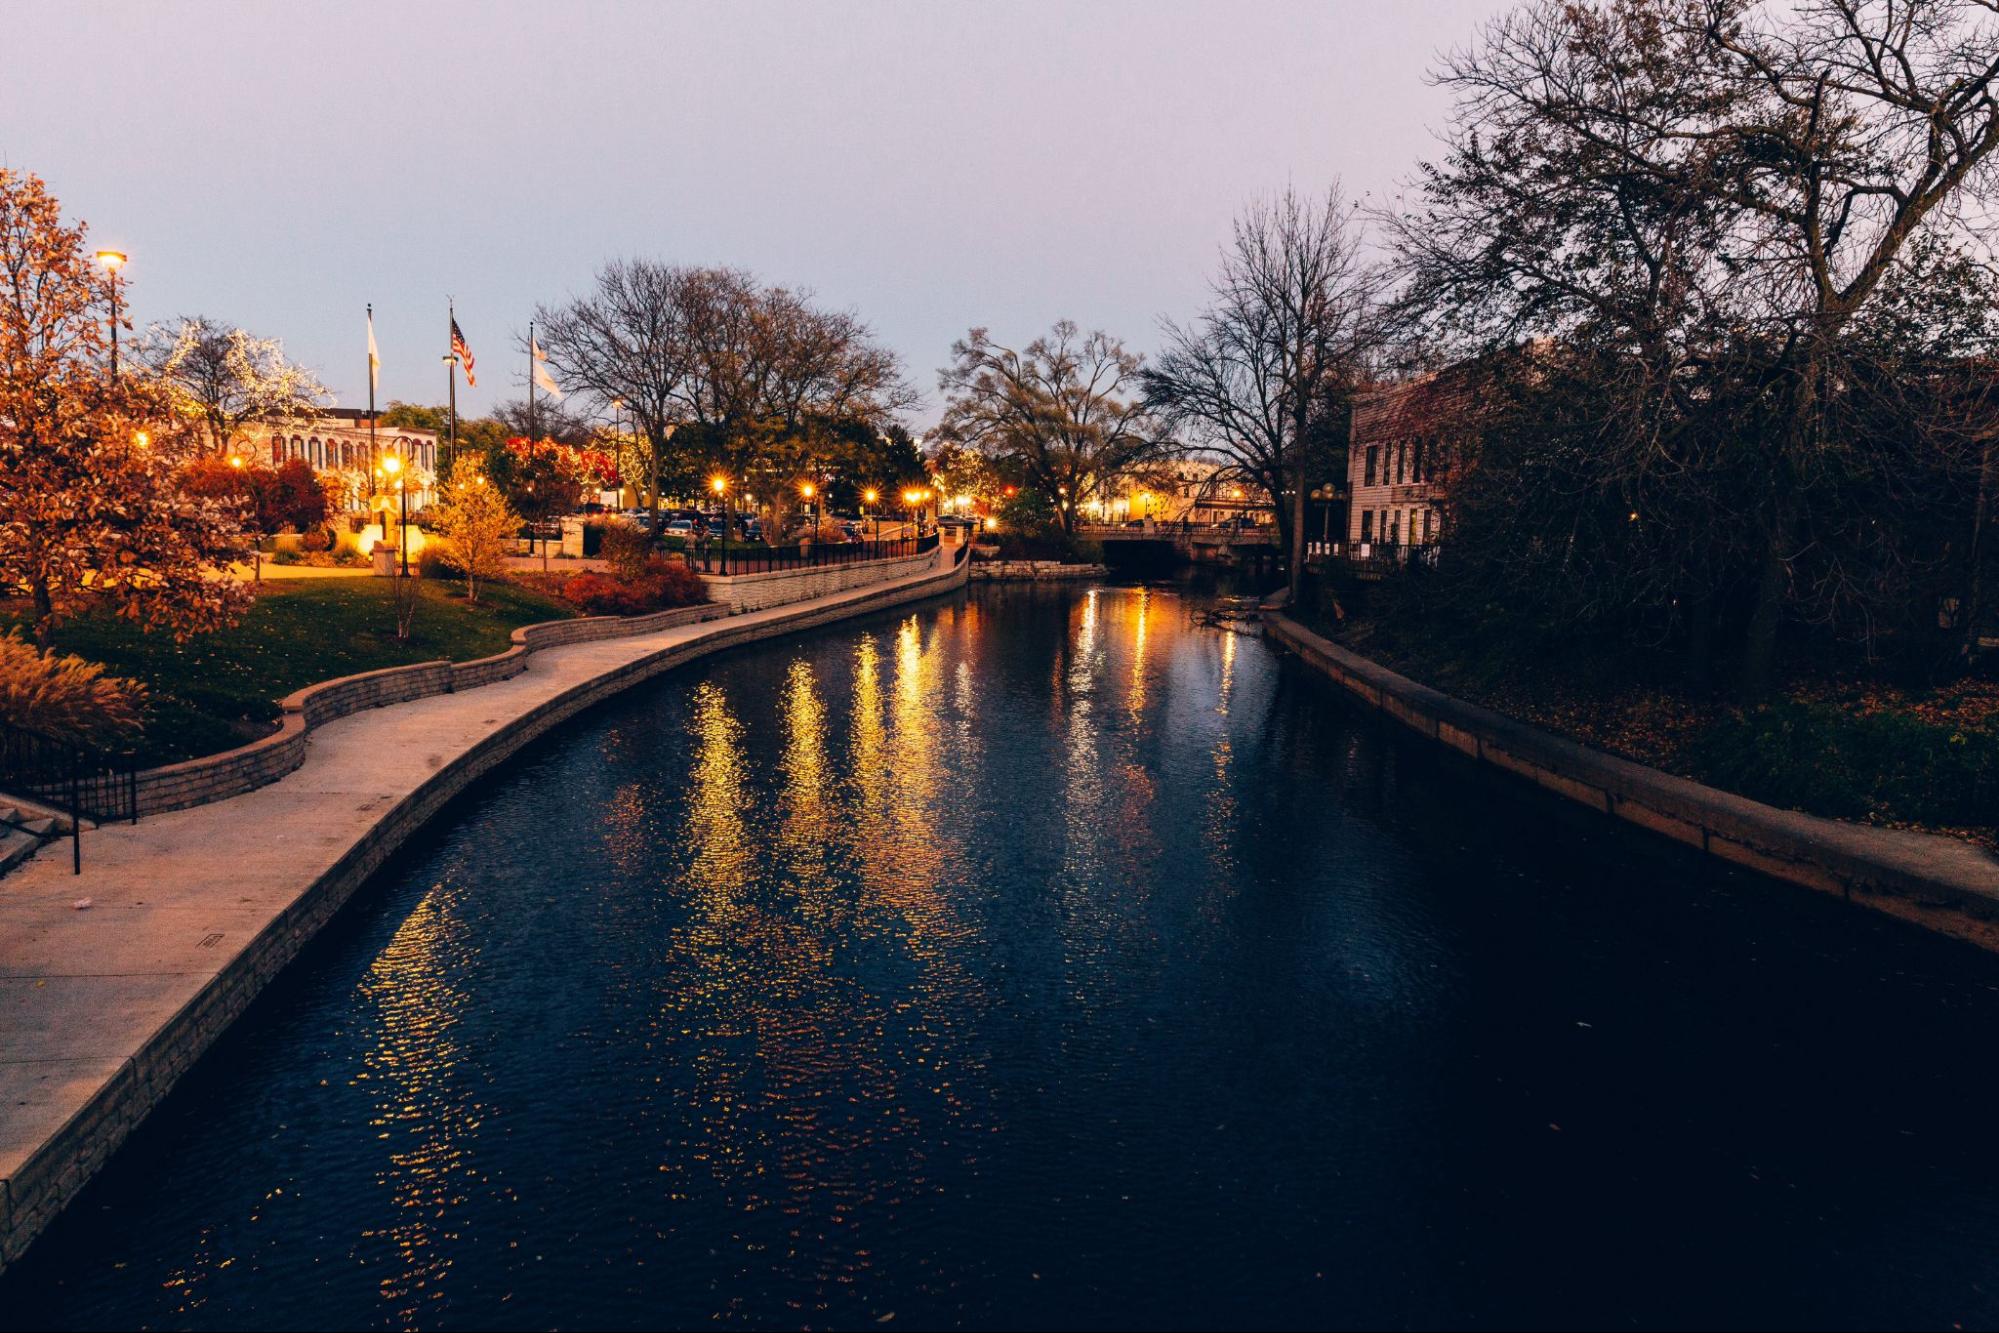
[249,408,441,513]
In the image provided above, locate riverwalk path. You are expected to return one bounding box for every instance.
[0,544,968,1269]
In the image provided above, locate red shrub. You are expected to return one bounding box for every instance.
[561,556,710,617]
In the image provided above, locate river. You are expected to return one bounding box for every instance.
[8,580,1999,1330]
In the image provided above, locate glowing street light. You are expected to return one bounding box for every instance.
[95,250,127,381]
[379,453,408,576]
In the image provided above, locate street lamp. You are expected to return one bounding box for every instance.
[381,453,408,576]
[863,487,879,552]
[95,250,126,382]
[709,473,729,575]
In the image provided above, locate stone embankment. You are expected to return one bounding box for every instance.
[0,543,970,1271]
[1263,606,1999,953]
[968,560,1108,582]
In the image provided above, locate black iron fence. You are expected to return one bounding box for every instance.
[0,718,139,873]
[690,532,938,577]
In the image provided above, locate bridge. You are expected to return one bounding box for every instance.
[1077,522,1281,556]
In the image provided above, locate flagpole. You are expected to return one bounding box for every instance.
[367,303,379,549]
[527,320,537,560]
[446,302,459,476]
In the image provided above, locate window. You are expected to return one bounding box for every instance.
[1412,440,1425,483]
[1363,445,1378,487]
[1360,509,1375,542]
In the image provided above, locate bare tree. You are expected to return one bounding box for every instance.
[142,316,327,453]
[1144,186,1387,602]
[537,262,914,536]
[1403,0,1999,690]
[936,322,1161,540]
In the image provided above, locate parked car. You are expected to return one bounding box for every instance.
[937,514,977,531]
[664,519,695,538]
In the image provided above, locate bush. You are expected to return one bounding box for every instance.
[300,527,333,553]
[1689,701,1999,830]
[417,544,457,580]
[0,630,146,746]
[561,555,710,616]
[271,549,301,566]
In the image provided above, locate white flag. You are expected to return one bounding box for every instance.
[367,310,380,395]
[531,335,564,401]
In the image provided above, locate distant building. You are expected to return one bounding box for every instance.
[252,409,441,512]
[1346,361,1486,551]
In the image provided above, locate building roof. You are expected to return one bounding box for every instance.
[1350,360,1487,445]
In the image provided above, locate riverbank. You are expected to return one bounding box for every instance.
[1264,606,1999,953]
[0,543,968,1271]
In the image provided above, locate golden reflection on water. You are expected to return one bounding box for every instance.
[354,877,486,1323]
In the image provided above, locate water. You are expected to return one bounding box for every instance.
[10,581,1999,1330]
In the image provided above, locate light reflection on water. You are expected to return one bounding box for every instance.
[14,582,1999,1330]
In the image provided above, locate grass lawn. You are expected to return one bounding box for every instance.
[9,579,576,766]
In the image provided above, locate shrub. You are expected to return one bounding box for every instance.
[417,544,457,580]
[0,630,146,746]
[561,555,710,616]
[300,527,333,553]
[599,521,653,580]
[271,549,301,566]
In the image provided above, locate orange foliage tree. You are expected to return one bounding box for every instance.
[0,169,252,645]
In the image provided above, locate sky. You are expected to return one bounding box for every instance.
[3,0,1514,425]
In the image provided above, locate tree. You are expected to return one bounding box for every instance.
[936,321,1160,540]
[1396,0,1999,691]
[433,457,519,603]
[1145,186,1386,602]
[0,169,251,645]
[182,455,331,539]
[142,315,327,453]
[534,261,915,538]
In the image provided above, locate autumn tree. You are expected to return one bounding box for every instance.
[433,457,520,603]
[936,322,1161,540]
[1145,185,1387,602]
[0,169,251,645]
[142,315,327,453]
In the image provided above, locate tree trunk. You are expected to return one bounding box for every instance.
[1738,361,1818,697]
[1963,432,1998,660]
[1287,456,1308,605]
[30,576,54,647]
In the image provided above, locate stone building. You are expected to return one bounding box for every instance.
[1345,361,1485,551]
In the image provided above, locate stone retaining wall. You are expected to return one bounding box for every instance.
[967,561,1108,582]
[701,550,935,612]
[131,601,730,816]
[0,544,972,1272]
[1264,609,1999,952]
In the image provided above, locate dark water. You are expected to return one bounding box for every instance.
[10,582,1999,1331]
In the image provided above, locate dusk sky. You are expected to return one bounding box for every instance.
[6,1,1512,424]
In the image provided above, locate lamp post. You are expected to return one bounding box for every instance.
[382,453,408,576]
[709,473,728,576]
[864,487,879,556]
[95,251,126,382]
[799,481,817,562]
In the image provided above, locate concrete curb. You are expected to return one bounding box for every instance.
[0,544,970,1271]
[1263,608,1999,952]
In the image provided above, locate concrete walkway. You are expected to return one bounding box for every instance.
[0,546,967,1267]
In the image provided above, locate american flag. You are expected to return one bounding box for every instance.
[451,318,477,387]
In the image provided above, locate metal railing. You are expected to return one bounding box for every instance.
[690,532,938,577]
[0,718,139,873]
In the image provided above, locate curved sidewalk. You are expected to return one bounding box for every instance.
[0,545,968,1269]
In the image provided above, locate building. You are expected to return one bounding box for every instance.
[1345,361,1485,552]
[253,409,441,513]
